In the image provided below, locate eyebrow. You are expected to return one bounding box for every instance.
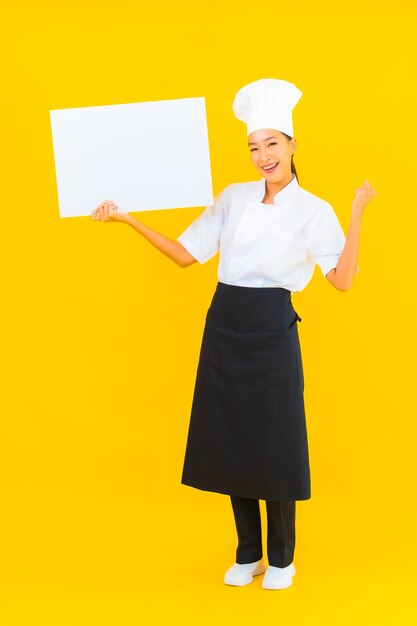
[248,136,278,146]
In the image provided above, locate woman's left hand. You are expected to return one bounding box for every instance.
[352,180,378,215]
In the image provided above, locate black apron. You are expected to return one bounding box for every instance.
[181,281,311,501]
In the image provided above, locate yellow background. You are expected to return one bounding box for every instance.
[1,0,416,623]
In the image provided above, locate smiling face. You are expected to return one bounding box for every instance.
[248,128,296,182]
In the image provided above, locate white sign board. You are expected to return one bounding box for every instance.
[49,97,214,218]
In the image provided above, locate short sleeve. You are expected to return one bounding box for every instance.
[176,187,228,264]
[307,203,347,277]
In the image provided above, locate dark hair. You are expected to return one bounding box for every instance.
[281,131,299,184]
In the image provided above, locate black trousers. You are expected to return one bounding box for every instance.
[230,495,296,568]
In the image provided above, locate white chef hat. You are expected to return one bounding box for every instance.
[232,78,302,137]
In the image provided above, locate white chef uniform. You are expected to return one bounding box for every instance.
[177,173,356,294]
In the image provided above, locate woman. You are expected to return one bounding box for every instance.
[92,78,377,590]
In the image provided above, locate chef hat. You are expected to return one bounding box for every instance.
[232,78,302,137]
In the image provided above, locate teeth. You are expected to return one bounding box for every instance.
[263,163,278,170]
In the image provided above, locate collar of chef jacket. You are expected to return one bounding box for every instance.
[253,173,300,207]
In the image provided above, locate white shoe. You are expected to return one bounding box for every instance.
[224,559,267,586]
[262,562,296,590]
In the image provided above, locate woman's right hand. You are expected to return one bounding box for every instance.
[91,200,130,224]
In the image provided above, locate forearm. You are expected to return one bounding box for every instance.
[124,213,193,267]
[332,209,362,290]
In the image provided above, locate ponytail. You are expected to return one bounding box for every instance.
[282,131,299,185]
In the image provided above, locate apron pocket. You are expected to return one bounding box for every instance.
[196,326,223,381]
[254,328,301,387]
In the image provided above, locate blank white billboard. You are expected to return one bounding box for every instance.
[49,96,214,218]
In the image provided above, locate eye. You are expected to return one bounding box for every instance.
[249,142,277,152]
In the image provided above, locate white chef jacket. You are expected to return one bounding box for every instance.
[177,174,357,294]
